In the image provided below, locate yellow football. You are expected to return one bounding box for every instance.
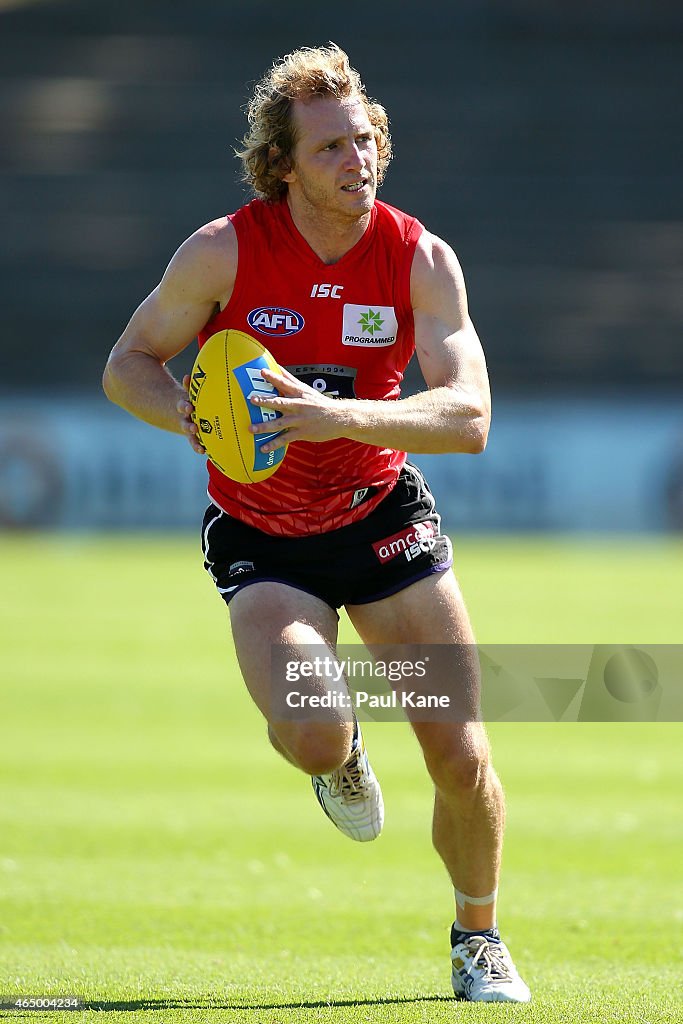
[189,329,288,484]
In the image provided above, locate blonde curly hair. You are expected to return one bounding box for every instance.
[237,43,392,202]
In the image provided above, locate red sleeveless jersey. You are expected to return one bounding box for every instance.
[198,197,424,536]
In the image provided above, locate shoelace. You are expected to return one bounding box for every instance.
[466,937,513,984]
[327,745,367,804]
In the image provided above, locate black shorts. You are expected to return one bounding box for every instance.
[201,462,453,612]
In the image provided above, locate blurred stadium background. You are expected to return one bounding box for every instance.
[1,0,682,534]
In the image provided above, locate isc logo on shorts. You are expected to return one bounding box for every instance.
[373,522,436,563]
[247,307,305,336]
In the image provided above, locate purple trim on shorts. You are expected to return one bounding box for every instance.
[347,558,453,607]
[218,576,340,618]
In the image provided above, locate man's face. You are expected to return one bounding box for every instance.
[283,95,378,220]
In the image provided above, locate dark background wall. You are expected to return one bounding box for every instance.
[1,0,681,396]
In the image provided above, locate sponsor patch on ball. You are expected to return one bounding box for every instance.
[232,358,286,473]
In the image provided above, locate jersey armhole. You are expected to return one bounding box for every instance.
[221,209,249,316]
[198,211,248,344]
[397,217,424,361]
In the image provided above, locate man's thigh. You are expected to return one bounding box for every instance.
[228,581,341,720]
[346,572,485,746]
[229,582,356,772]
[346,570,475,646]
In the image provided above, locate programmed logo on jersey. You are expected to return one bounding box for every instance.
[342,304,398,347]
[247,306,304,337]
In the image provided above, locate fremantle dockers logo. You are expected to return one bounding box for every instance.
[229,560,255,577]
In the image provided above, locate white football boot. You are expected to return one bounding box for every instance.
[450,930,531,1003]
[311,720,384,842]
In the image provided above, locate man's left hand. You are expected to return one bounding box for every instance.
[249,367,350,452]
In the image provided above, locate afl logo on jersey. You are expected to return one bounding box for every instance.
[247,307,305,337]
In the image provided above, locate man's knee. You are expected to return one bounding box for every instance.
[268,720,353,776]
[421,726,491,796]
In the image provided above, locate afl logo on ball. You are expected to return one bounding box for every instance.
[247,306,305,337]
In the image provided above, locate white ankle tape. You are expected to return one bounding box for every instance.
[455,887,498,909]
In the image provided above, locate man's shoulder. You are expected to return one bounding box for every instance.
[180,216,238,268]
[191,215,236,248]
[167,216,238,302]
[411,228,461,271]
[410,230,467,311]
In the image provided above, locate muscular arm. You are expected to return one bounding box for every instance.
[102,218,237,451]
[254,232,491,454]
[343,232,490,453]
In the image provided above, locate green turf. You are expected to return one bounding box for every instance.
[0,535,681,1023]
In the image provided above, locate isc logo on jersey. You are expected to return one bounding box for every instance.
[247,307,304,337]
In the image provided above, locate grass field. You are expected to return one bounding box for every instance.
[1,534,682,1023]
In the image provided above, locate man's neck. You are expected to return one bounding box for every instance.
[286,196,372,265]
